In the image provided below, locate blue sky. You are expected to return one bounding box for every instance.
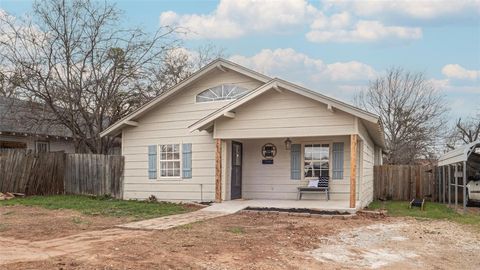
[1,0,479,121]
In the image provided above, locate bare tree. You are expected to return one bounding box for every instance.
[0,0,181,153]
[0,56,22,98]
[355,68,448,164]
[446,112,480,149]
[146,44,225,96]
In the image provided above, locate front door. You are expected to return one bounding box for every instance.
[231,141,243,199]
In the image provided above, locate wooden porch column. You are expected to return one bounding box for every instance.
[215,139,222,202]
[350,134,358,208]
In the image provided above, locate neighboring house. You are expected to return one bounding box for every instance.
[101,59,385,208]
[0,96,75,153]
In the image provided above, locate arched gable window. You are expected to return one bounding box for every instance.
[196,84,249,103]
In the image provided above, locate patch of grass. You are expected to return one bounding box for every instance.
[0,195,193,220]
[72,216,90,225]
[179,223,194,230]
[228,226,245,234]
[0,223,7,232]
[177,220,204,230]
[368,201,480,227]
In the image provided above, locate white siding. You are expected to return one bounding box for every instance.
[214,90,355,139]
[121,69,263,201]
[240,136,358,200]
[358,121,375,207]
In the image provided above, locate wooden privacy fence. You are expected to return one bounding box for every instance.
[0,151,124,198]
[374,165,437,201]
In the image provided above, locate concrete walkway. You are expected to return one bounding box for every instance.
[118,199,358,231]
[117,209,230,230]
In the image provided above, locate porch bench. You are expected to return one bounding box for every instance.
[297,177,329,201]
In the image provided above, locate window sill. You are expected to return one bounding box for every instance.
[156,178,183,181]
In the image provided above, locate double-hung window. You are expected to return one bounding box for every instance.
[160,144,180,177]
[35,141,49,153]
[304,144,329,178]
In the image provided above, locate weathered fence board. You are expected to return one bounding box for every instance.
[0,151,123,198]
[63,154,123,198]
[374,165,437,201]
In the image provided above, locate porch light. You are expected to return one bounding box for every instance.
[285,138,292,150]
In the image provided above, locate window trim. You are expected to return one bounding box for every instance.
[195,84,249,104]
[302,142,332,181]
[35,141,50,153]
[158,144,182,179]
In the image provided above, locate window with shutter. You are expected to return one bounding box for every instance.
[159,144,181,177]
[304,144,330,178]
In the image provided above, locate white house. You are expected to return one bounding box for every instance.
[101,59,385,209]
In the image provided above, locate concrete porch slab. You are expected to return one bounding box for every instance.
[202,199,361,214]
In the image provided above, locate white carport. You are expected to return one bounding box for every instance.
[437,141,480,210]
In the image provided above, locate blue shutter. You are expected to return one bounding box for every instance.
[182,143,192,179]
[291,144,301,180]
[332,142,344,179]
[148,145,157,179]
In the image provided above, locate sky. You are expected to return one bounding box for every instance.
[1,0,479,121]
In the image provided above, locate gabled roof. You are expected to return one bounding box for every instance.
[101,58,385,148]
[189,78,385,147]
[100,58,271,137]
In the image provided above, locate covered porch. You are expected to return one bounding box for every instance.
[214,135,365,210]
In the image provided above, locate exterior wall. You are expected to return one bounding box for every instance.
[121,69,263,201]
[239,136,358,201]
[358,121,375,207]
[374,145,383,165]
[214,90,355,139]
[0,134,75,153]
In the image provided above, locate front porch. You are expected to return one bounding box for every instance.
[214,135,366,209]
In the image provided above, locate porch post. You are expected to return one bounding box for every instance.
[448,165,451,205]
[463,161,467,211]
[215,139,222,202]
[350,134,358,208]
[455,163,458,208]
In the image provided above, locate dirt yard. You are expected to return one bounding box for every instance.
[0,205,133,241]
[1,206,479,270]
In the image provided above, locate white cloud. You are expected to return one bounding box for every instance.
[323,0,480,20]
[229,48,380,102]
[160,0,317,39]
[311,11,351,30]
[323,61,377,81]
[229,48,377,94]
[159,0,426,43]
[307,19,422,43]
[441,64,480,80]
[431,78,479,94]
